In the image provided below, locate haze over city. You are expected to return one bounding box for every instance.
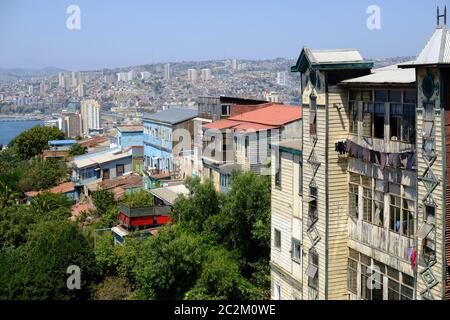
[0,0,447,70]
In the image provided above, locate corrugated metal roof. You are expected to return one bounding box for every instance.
[117,125,143,133]
[48,140,77,146]
[143,108,198,125]
[203,119,240,130]
[228,104,302,126]
[402,26,450,67]
[342,64,416,85]
[309,49,364,64]
[233,123,278,132]
[149,184,190,205]
[73,149,132,169]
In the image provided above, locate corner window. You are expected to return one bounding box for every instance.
[275,152,281,188]
[292,239,301,263]
[274,229,281,249]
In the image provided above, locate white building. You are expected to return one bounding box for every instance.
[277,72,287,86]
[141,71,151,80]
[201,68,212,81]
[187,69,198,81]
[81,99,101,136]
[232,59,238,70]
[164,63,171,81]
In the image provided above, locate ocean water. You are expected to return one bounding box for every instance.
[0,120,45,146]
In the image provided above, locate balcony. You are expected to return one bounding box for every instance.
[349,219,411,262]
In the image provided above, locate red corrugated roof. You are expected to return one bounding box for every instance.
[25,181,75,197]
[229,104,302,126]
[203,119,240,130]
[233,123,278,132]
[202,104,301,133]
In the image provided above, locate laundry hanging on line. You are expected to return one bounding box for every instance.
[344,139,417,170]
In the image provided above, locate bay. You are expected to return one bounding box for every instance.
[0,120,45,146]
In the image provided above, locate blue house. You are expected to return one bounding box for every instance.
[114,125,144,150]
[71,148,134,194]
[143,108,198,182]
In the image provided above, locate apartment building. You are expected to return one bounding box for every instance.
[270,140,303,300]
[142,108,198,189]
[202,103,302,192]
[270,16,450,300]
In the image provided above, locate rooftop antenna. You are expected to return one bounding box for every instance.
[437,6,447,26]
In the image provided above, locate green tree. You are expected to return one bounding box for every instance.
[19,221,97,300]
[68,143,87,157]
[94,233,119,276]
[92,189,116,215]
[94,276,132,300]
[186,248,255,300]
[135,225,205,299]
[30,192,73,221]
[18,159,69,192]
[0,180,21,209]
[172,176,220,233]
[206,172,271,265]
[122,190,153,208]
[0,206,36,249]
[9,126,65,160]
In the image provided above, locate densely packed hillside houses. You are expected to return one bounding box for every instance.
[270,15,450,300]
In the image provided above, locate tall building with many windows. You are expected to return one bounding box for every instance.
[271,15,450,300]
[81,99,101,136]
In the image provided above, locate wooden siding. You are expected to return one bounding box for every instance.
[326,86,351,300]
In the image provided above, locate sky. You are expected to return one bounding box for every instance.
[0,0,447,70]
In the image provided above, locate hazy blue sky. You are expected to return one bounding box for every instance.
[0,0,447,70]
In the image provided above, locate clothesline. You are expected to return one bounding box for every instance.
[335,140,417,170]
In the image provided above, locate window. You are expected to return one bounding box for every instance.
[348,249,358,294]
[388,183,416,237]
[308,249,319,290]
[390,194,401,233]
[116,164,125,177]
[423,102,435,158]
[362,176,373,223]
[222,104,231,116]
[374,191,384,227]
[374,103,385,139]
[274,229,281,249]
[309,96,317,136]
[402,199,415,237]
[403,91,416,144]
[349,173,359,219]
[292,239,301,263]
[361,260,383,300]
[362,103,373,137]
[220,174,230,188]
[425,203,436,224]
[274,283,281,300]
[245,136,249,159]
[349,101,359,135]
[389,183,401,233]
[211,136,216,158]
[299,160,303,196]
[275,152,281,188]
[308,185,318,226]
[390,103,402,141]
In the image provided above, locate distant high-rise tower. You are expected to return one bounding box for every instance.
[58,72,65,88]
[164,63,171,81]
[232,59,238,70]
[39,81,47,96]
[277,72,287,86]
[28,85,33,96]
[81,99,101,136]
[187,69,198,81]
[78,84,86,98]
[201,68,212,81]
